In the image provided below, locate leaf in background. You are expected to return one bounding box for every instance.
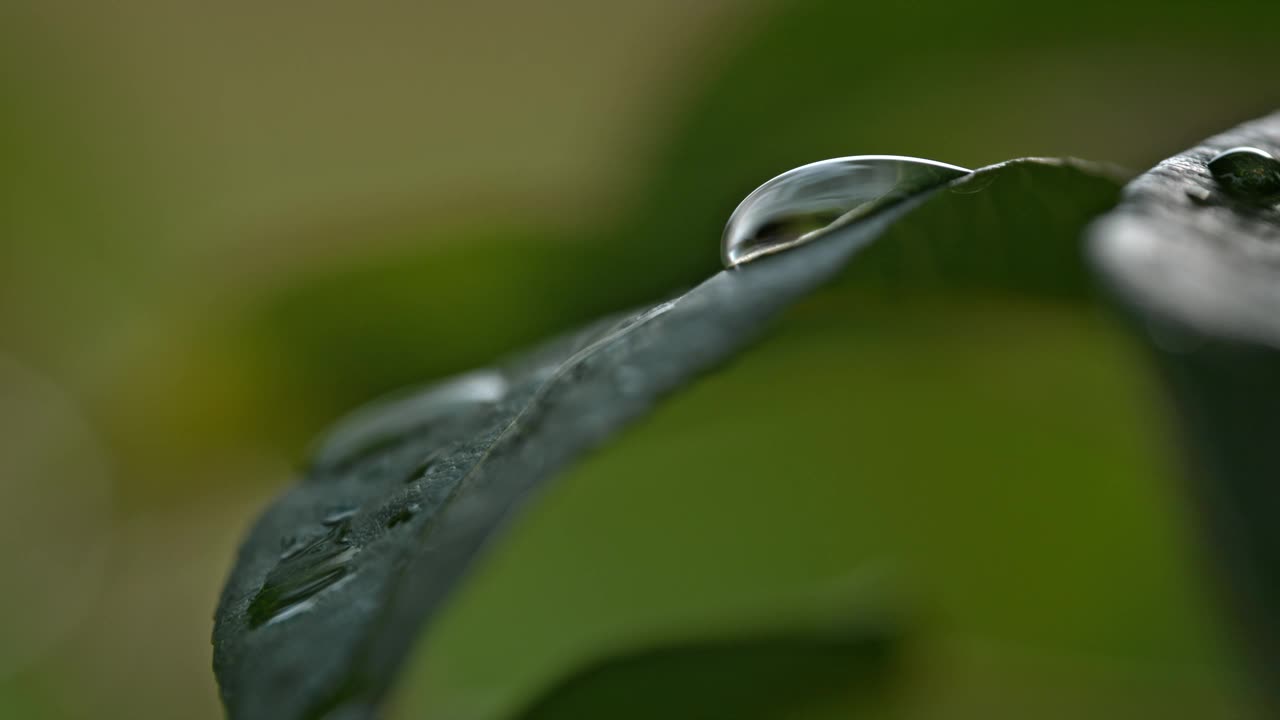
[213,158,1122,720]
[513,622,897,720]
[1089,109,1280,706]
[614,0,1278,291]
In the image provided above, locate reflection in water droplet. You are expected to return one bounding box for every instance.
[248,520,359,628]
[722,155,970,267]
[1207,146,1280,199]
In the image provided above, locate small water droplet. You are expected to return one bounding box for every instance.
[1207,146,1280,199]
[322,506,359,526]
[1185,186,1212,205]
[248,520,359,628]
[722,155,970,267]
[405,448,448,484]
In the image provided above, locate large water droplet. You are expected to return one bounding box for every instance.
[1207,146,1280,199]
[248,519,360,628]
[722,155,970,267]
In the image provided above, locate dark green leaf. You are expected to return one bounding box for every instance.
[213,158,1121,720]
[513,622,897,720]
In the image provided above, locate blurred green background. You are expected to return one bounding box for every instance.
[3,0,1279,718]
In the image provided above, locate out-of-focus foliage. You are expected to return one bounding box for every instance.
[2,0,1280,717]
[513,623,897,720]
[1090,110,1280,702]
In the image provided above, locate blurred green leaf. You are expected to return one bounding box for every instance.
[1090,109,1280,707]
[618,0,1278,283]
[513,622,897,720]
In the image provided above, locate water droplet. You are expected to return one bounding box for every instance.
[248,520,359,628]
[1185,186,1211,205]
[1207,146,1280,199]
[322,506,360,526]
[405,448,449,484]
[722,155,970,267]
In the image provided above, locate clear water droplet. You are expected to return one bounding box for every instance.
[722,155,970,267]
[1185,186,1211,205]
[1207,146,1280,199]
[248,520,359,627]
[322,506,359,526]
[405,447,449,484]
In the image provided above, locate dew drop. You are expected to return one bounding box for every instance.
[1185,186,1211,205]
[722,155,970,267]
[1207,146,1280,199]
[322,506,359,526]
[405,447,449,484]
[248,520,359,628]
